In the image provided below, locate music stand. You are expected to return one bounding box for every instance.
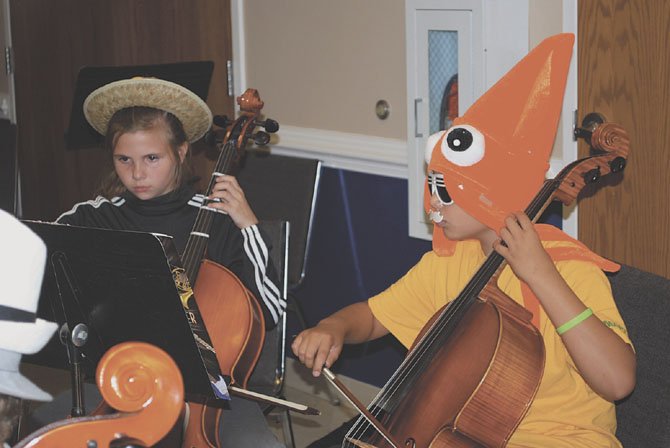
[64,61,214,149]
[22,221,229,412]
[0,119,18,215]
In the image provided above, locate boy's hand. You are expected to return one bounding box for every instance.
[493,212,556,285]
[292,320,346,377]
[207,175,259,229]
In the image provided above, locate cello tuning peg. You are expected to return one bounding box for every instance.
[573,112,605,143]
[213,115,231,129]
[255,118,279,133]
[583,167,601,184]
[609,156,627,173]
[203,130,218,146]
[252,131,270,146]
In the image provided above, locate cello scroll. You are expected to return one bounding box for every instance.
[556,114,630,205]
[15,342,183,448]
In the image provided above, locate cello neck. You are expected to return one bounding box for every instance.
[182,140,238,283]
[181,88,268,284]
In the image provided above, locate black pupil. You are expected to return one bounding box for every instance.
[446,128,473,152]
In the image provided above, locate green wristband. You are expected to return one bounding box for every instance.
[556,308,593,335]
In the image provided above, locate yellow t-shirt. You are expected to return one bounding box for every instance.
[368,240,631,448]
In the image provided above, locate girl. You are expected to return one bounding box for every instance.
[58,78,284,326]
[54,77,284,447]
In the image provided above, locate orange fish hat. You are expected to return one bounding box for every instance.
[424,33,575,256]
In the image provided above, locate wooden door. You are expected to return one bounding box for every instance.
[578,0,670,278]
[10,0,234,220]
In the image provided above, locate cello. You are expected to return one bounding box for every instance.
[322,117,630,448]
[15,342,184,448]
[181,89,316,447]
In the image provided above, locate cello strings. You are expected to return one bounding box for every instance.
[182,140,237,280]
[348,179,557,442]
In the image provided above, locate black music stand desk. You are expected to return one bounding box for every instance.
[23,221,228,402]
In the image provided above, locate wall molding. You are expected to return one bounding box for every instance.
[233,0,578,236]
[230,0,246,97]
[233,0,409,180]
[272,125,409,179]
[560,0,579,239]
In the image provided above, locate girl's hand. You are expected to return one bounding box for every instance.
[492,212,556,286]
[292,321,346,377]
[207,175,258,229]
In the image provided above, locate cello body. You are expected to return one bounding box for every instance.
[182,260,265,448]
[194,259,265,386]
[350,287,544,448]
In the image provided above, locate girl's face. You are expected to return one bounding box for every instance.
[112,127,187,200]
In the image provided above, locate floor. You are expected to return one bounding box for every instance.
[265,386,355,447]
[265,358,380,447]
[17,359,380,448]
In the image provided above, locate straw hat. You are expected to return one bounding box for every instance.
[83,77,213,143]
[0,209,57,401]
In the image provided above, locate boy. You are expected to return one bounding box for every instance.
[292,33,635,447]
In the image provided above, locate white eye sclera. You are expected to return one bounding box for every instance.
[424,130,446,165]
[440,124,485,167]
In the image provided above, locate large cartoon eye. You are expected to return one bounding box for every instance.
[440,124,485,166]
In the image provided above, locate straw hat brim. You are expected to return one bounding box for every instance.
[83,78,213,143]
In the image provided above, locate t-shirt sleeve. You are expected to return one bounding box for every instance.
[368,252,441,349]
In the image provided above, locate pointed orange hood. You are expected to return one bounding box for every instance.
[425,33,575,255]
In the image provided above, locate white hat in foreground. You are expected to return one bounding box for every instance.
[0,210,57,401]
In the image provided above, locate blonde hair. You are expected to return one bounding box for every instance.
[97,107,192,198]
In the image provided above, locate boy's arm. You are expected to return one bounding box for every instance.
[494,212,636,402]
[292,302,389,377]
